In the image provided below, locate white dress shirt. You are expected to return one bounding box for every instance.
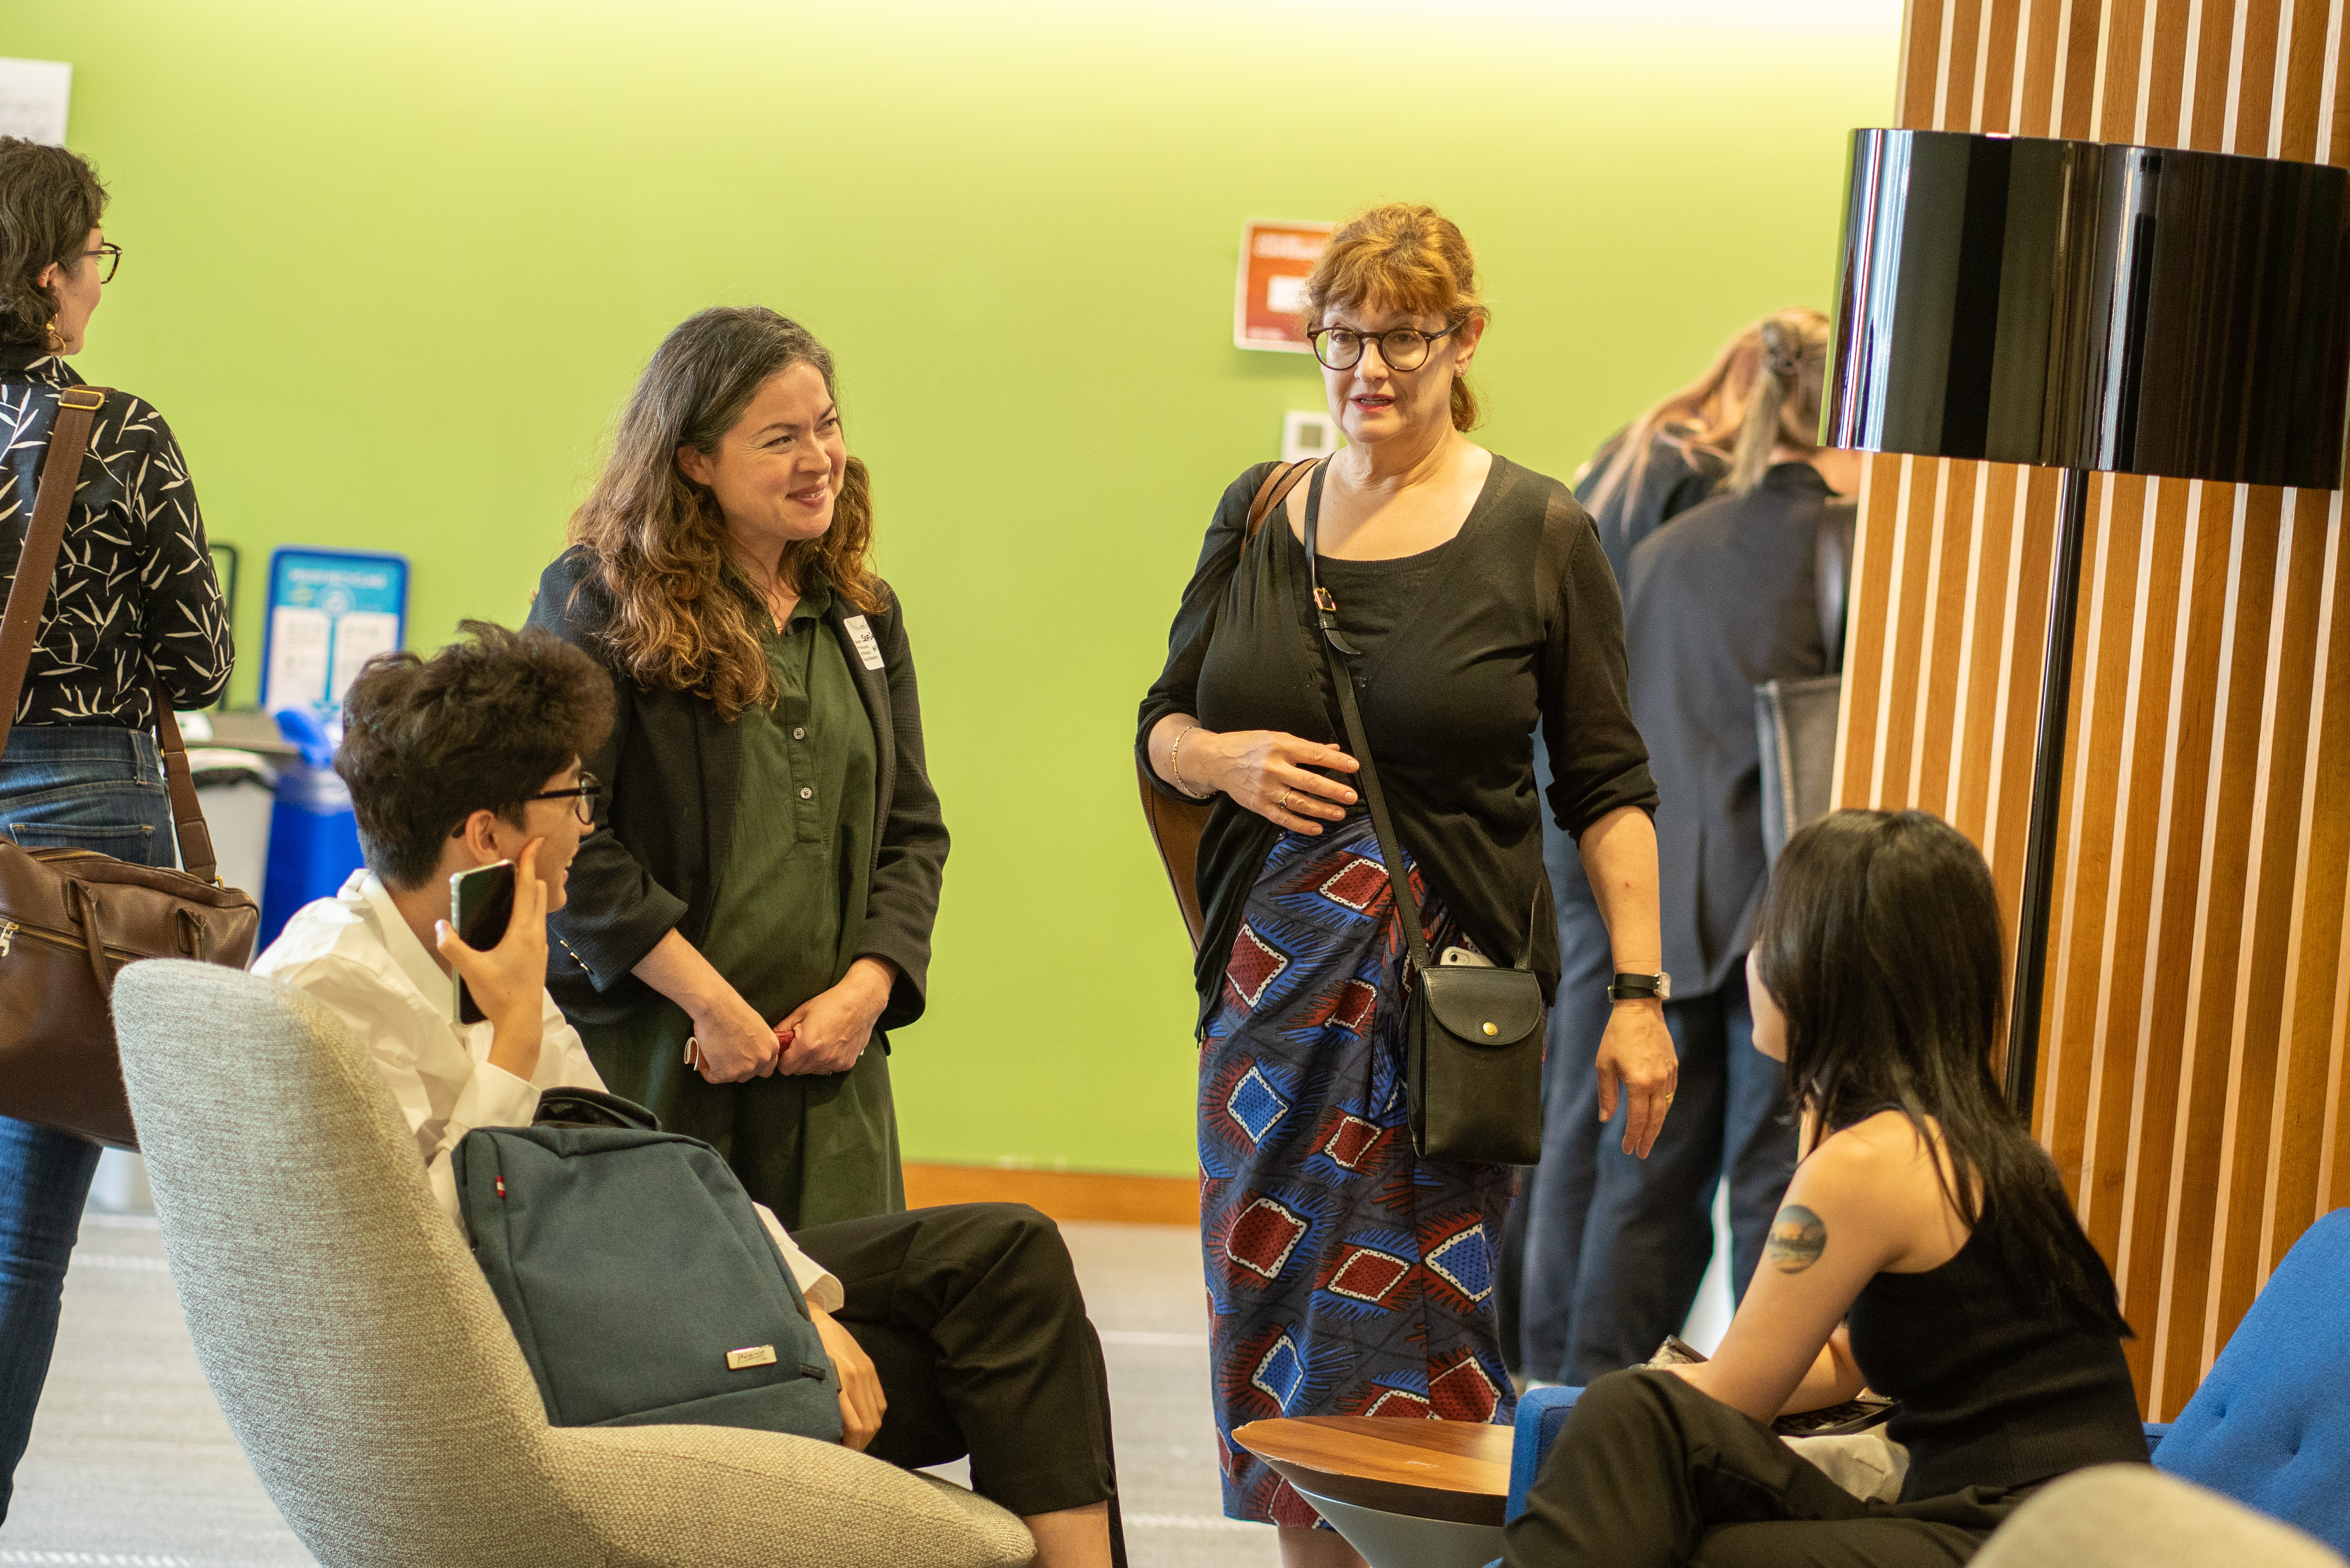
[252,870,843,1311]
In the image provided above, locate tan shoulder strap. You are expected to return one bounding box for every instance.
[1245,457,1320,541]
[0,385,104,749]
[0,386,222,883]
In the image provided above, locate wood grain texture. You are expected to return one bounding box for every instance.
[899,1162,1197,1224]
[1229,1417,1513,1526]
[1843,0,2350,1418]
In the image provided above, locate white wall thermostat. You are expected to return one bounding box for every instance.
[1283,410,1341,463]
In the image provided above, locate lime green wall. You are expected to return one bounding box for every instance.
[13,0,1897,1175]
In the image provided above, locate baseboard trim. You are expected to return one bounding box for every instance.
[901,1163,1198,1226]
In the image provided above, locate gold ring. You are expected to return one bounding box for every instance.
[1277,789,1294,811]
[1663,1092,1675,1103]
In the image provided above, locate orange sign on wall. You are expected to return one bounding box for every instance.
[1235,219,1334,352]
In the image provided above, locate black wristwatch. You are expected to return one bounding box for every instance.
[1608,972,1671,1002]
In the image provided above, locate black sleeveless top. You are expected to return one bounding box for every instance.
[1845,1208,2149,1500]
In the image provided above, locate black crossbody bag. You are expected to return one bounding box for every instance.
[1303,498,1546,1165]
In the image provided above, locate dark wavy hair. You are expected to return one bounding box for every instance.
[568,307,885,723]
[336,621,614,891]
[1752,809,2126,1330]
[0,137,109,349]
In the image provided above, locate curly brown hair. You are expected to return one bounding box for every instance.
[569,307,885,722]
[336,621,615,891]
[0,137,109,349]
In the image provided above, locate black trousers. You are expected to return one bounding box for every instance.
[1504,1371,2026,1568]
[1563,977,1798,1382]
[793,1202,1125,1565]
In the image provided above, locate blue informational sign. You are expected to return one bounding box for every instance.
[260,547,409,717]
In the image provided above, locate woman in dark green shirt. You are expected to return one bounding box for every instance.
[529,306,948,1230]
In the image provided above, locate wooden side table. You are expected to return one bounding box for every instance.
[1231,1416,1515,1568]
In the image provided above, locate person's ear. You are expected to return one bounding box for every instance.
[31,261,56,292]
[1449,315,1486,375]
[459,808,508,865]
[676,443,715,487]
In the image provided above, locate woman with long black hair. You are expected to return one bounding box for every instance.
[1504,810,2149,1567]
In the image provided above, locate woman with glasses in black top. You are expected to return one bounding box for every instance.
[0,137,231,1520]
[1139,201,1673,1568]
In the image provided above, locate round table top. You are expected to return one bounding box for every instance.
[1230,1416,1514,1527]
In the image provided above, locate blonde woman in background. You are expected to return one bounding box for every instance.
[1513,312,1808,1386]
[1556,309,1856,1385]
[1139,202,1676,1566]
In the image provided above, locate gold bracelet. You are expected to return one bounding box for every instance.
[1170,724,1210,799]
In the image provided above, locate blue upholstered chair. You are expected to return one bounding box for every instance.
[2144,1208,2350,1555]
[1500,1207,2350,1557]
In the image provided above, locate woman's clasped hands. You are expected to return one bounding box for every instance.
[1185,728,1361,833]
[685,956,897,1082]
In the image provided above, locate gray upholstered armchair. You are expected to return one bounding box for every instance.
[111,960,1034,1568]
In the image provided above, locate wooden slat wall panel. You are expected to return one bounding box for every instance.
[1838,0,2350,1417]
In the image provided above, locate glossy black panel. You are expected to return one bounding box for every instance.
[1825,129,2350,488]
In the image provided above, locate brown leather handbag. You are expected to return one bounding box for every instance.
[0,385,260,1149]
[1135,459,1319,950]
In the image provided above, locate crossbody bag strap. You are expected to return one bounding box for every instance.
[0,384,106,764]
[1303,476,1437,980]
[153,684,220,884]
[1245,458,1318,540]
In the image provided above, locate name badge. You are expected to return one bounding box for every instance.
[840,614,885,672]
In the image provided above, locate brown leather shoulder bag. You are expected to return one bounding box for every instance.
[1135,459,1318,951]
[0,386,260,1148]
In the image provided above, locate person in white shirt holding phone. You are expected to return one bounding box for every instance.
[252,620,1122,1568]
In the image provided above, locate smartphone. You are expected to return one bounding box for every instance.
[450,859,517,1025]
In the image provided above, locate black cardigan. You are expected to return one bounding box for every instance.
[526,547,949,1033]
[1138,457,1659,1031]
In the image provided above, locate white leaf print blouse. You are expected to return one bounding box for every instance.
[0,346,231,727]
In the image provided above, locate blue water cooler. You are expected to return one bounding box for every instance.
[256,708,363,950]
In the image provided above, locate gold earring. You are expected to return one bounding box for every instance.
[41,318,63,354]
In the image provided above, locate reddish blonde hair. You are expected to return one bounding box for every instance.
[1299,202,1488,432]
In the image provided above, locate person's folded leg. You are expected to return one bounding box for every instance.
[792,1203,1119,1522]
[1505,1368,1868,1568]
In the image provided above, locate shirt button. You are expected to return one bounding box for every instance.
[792,727,806,740]
[798,786,813,800]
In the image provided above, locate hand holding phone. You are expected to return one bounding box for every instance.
[437,844,551,1076]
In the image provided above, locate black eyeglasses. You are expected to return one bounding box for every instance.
[1308,323,1460,373]
[526,773,601,825]
[81,243,121,285]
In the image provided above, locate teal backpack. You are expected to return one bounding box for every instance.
[454,1089,842,1441]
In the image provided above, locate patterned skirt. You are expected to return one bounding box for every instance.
[1199,813,1518,1525]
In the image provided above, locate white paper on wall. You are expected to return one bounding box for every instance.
[327,611,401,704]
[267,606,331,713]
[0,59,70,146]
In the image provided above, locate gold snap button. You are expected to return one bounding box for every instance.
[1481,1022,1498,1036]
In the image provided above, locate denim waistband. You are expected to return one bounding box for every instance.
[0,725,166,785]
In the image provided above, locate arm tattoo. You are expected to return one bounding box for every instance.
[1766,1205,1828,1273]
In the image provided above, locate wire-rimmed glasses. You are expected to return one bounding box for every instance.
[1307,322,1461,372]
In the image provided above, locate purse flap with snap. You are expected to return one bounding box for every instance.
[1419,965,1545,1047]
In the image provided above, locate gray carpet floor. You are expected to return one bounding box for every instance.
[5,1206,1276,1568]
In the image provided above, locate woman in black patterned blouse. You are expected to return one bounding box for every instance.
[0,136,231,1520]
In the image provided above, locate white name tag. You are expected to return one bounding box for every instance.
[726,1344,778,1371]
[841,614,885,672]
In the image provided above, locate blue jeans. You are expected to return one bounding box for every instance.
[0,726,176,1521]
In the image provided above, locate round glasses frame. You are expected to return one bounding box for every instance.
[1307,322,1461,373]
[80,243,122,285]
